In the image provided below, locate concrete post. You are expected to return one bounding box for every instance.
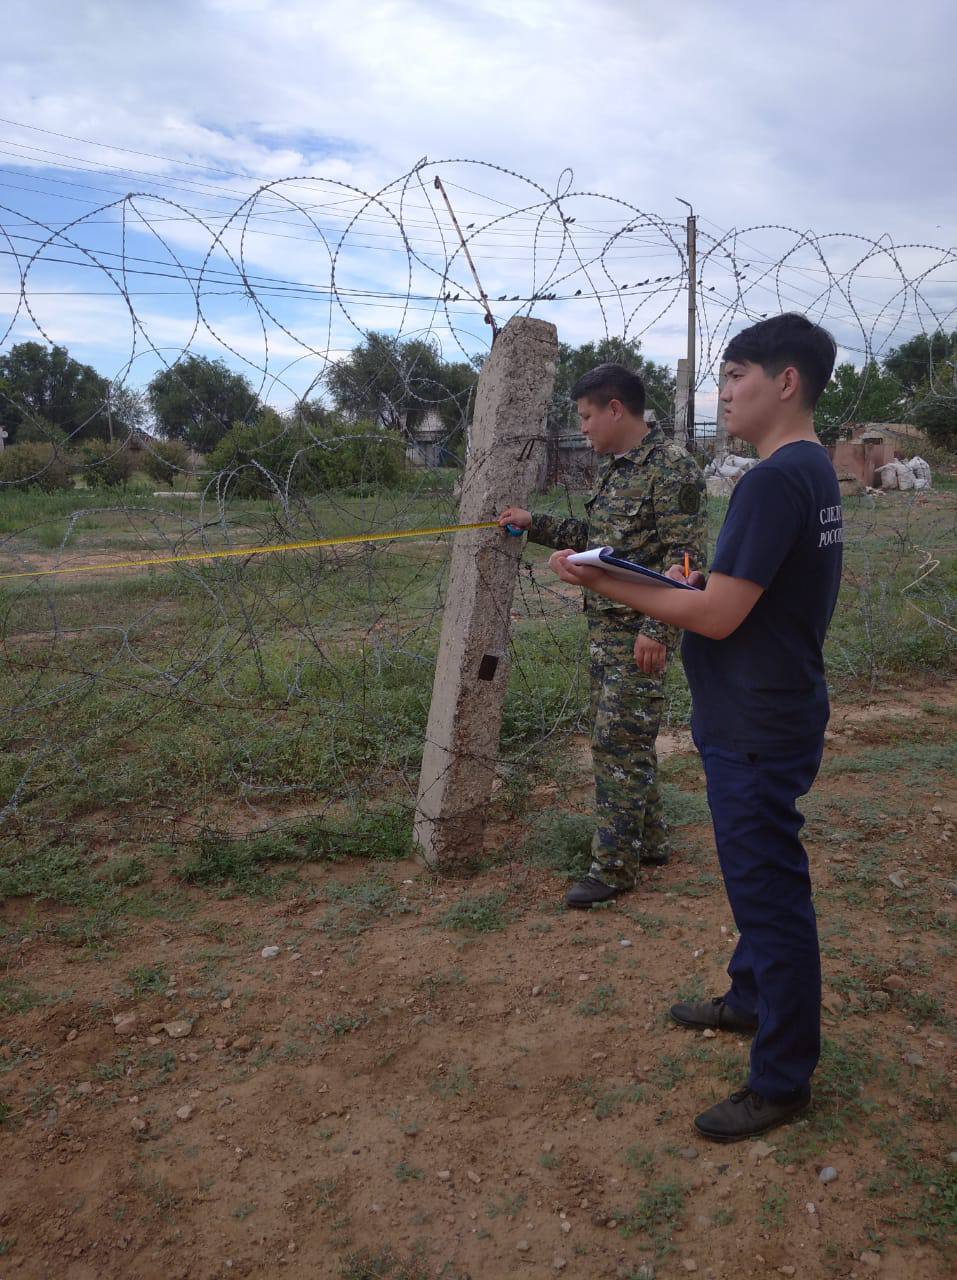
[413,316,558,871]
[674,358,690,450]
[714,365,728,463]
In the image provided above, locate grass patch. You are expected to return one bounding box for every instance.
[518,808,593,879]
[339,1249,428,1280]
[485,1190,527,1219]
[428,1063,473,1100]
[127,965,169,997]
[439,891,510,934]
[576,983,622,1017]
[617,1180,688,1255]
[577,1078,644,1119]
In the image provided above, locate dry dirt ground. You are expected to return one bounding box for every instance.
[1,689,955,1280]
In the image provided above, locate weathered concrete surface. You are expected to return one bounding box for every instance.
[713,364,728,463]
[413,316,558,870]
[673,358,690,450]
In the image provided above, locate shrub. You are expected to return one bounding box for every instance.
[11,415,70,447]
[141,438,191,487]
[78,439,136,488]
[0,441,74,492]
[910,394,957,449]
[207,410,406,498]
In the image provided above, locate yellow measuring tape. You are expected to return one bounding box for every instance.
[0,520,505,582]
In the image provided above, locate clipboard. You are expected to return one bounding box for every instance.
[567,547,701,590]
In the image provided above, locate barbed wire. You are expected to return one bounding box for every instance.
[0,158,954,868]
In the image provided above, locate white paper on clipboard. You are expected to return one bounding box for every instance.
[567,547,700,590]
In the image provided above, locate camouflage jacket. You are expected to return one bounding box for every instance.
[528,427,706,648]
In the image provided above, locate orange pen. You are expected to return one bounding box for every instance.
[683,552,691,579]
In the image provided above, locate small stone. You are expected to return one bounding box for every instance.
[221,998,232,1010]
[818,1166,838,1184]
[552,1258,567,1273]
[437,1170,451,1181]
[619,939,632,948]
[66,1029,78,1042]
[821,992,844,1015]
[164,1020,192,1039]
[261,946,280,959]
[679,1147,699,1160]
[76,1082,92,1096]
[542,1141,555,1153]
[532,986,543,997]
[749,1140,777,1161]
[516,1240,530,1252]
[230,1035,254,1052]
[904,1052,924,1068]
[176,1105,193,1121]
[702,1028,717,1039]
[682,1262,698,1274]
[146,1036,162,1046]
[860,1251,882,1268]
[805,1202,816,1214]
[881,974,906,993]
[113,1013,137,1037]
[888,871,906,889]
[779,1268,796,1277]
[130,1116,148,1134]
[560,1220,571,1234]
[947,1151,957,1165]
[466,1170,481,1185]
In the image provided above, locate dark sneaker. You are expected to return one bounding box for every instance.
[670,996,758,1035]
[565,876,628,908]
[693,1085,811,1143]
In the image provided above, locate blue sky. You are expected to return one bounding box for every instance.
[1,0,954,418]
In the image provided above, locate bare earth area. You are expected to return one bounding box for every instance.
[1,688,955,1280]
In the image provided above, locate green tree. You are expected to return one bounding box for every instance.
[142,438,191,488]
[326,332,478,450]
[78,440,136,488]
[0,342,117,443]
[207,409,405,498]
[881,329,957,399]
[0,442,74,492]
[147,355,259,452]
[549,337,676,436]
[814,361,904,445]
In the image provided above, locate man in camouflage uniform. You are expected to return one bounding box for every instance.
[500,363,706,906]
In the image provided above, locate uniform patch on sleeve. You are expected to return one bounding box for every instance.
[678,483,701,514]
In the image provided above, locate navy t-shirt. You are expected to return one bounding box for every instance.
[681,441,843,750]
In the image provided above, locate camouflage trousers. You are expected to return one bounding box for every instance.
[587,626,668,889]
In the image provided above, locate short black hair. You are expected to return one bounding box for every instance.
[570,363,646,417]
[723,313,837,408]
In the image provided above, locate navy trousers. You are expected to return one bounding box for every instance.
[695,732,824,1101]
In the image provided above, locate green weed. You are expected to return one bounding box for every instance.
[127,965,169,997]
[485,1190,527,1219]
[428,1064,473,1100]
[618,1180,687,1255]
[576,983,621,1017]
[440,892,510,934]
[757,1185,788,1230]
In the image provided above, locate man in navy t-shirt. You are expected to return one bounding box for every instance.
[549,313,842,1142]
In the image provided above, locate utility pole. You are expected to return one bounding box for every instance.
[676,198,696,448]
